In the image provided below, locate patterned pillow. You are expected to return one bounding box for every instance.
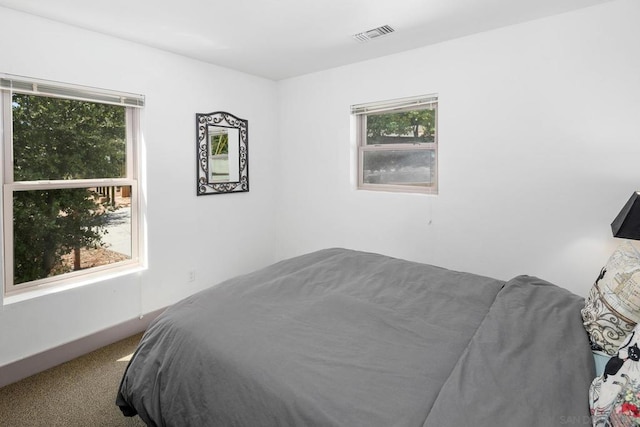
[581,242,640,355]
[589,323,640,426]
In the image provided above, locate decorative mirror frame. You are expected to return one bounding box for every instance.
[196,111,249,195]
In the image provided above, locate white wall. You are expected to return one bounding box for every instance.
[275,0,640,296]
[0,8,279,366]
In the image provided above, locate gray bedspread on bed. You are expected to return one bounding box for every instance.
[116,248,595,426]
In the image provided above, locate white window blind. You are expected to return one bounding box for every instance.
[0,73,144,108]
[351,94,437,115]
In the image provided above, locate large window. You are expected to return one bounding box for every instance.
[1,74,144,297]
[352,95,438,194]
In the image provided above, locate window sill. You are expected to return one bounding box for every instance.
[3,264,146,306]
[357,183,438,195]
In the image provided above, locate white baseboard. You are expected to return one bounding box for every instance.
[0,307,165,389]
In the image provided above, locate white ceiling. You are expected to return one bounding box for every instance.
[0,0,612,80]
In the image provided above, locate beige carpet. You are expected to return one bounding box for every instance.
[0,333,147,426]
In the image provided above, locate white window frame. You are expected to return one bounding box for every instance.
[352,94,438,194]
[0,74,145,298]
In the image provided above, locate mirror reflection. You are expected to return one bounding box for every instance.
[209,127,240,183]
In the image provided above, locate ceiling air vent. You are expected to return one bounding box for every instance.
[352,25,395,42]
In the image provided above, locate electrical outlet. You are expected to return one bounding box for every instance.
[188,270,196,282]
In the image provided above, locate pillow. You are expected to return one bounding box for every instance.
[589,323,640,426]
[581,242,640,355]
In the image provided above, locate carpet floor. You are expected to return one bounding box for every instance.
[0,333,147,426]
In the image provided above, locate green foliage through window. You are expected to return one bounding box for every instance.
[10,94,129,285]
[12,94,126,181]
[354,96,438,193]
[366,108,436,145]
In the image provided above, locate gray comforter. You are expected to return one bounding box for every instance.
[117,248,595,426]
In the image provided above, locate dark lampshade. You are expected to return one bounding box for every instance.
[612,192,640,240]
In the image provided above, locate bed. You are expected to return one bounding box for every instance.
[116,248,595,426]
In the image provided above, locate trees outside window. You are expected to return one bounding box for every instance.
[2,76,143,296]
[352,95,438,194]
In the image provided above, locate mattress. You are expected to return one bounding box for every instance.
[117,248,595,426]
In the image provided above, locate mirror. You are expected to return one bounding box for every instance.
[196,111,248,195]
[209,127,240,182]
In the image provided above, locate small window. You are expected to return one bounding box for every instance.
[352,95,438,194]
[1,74,144,297]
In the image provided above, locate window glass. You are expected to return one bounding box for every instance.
[354,95,438,194]
[366,108,436,145]
[362,149,436,186]
[2,75,142,297]
[13,186,132,285]
[12,94,126,181]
